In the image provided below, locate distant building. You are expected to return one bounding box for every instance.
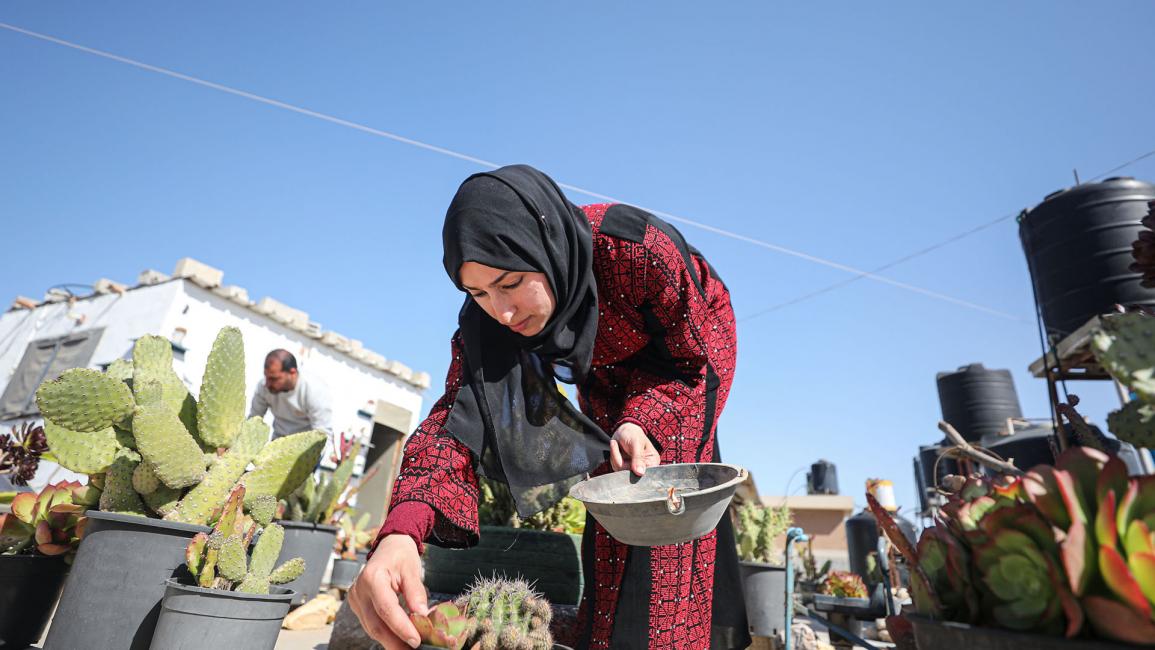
[0,257,430,526]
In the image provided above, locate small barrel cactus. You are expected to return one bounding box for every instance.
[412,577,554,650]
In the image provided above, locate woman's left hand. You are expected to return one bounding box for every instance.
[610,422,661,476]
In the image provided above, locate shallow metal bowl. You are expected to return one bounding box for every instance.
[568,463,747,546]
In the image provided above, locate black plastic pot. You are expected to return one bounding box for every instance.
[275,520,338,605]
[0,554,69,647]
[907,614,1137,649]
[330,557,362,589]
[739,561,786,638]
[149,578,293,649]
[422,526,583,605]
[44,511,209,650]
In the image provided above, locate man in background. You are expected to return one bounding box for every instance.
[250,349,333,440]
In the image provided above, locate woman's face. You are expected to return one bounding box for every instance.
[459,261,556,336]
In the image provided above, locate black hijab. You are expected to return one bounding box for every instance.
[442,165,611,518]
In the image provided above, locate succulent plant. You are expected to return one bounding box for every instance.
[283,434,361,525]
[0,421,49,486]
[33,327,327,527]
[411,602,472,650]
[1129,200,1155,288]
[734,500,793,565]
[873,445,1155,644]
[335,509,375,560]
[185,484,303,594]
[0,480,88,561]
[820,570,869,599]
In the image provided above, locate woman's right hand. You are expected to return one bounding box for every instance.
[347,533,429,649]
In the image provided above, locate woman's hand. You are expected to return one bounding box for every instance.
[347,534,428,649]
[610,422,661,476]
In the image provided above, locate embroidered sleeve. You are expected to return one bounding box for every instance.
[381,332,481,549]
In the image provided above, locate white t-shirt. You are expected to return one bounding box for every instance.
[249,374,333,439]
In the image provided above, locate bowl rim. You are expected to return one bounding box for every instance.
[569,462,747,506]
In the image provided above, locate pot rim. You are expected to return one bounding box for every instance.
[163,577,295,602]
[84,509,210,533]
[274,519,340,533]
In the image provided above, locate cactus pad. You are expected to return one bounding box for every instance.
[132,398,207,489]
[1093,313,1155,405]
[268,557,305,584]
[106,358,134,383]
[248,494,277,527]
[249,523,284,578]
[241,430,326,507]
[36,368,134,432]
[43,420,122,475]
[217,535,248,583]
[1107,400,1155,449]
[196,327,246,448]
[132,462,162,494]
[132,335,199,439]
[99,449,147,515]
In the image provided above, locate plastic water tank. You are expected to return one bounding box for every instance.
[845,509,915,586]
[937,363,1023,442]
[807,459,839,495]
[1019,177,1155,339]
[980,424,1056,473]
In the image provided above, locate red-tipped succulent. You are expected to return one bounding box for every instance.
[0,480,88,561]
[873,446,1155,644]
[410,601,472,650]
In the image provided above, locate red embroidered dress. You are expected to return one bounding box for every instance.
[375,203,746,649]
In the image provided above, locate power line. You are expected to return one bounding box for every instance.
[739,145,1155,322]
[0,22,1094,323]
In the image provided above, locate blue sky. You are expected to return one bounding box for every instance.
[2,2,1154,519]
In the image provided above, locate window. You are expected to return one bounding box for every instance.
[0,328,106,419]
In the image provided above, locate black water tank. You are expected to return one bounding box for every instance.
[845,509,916,586]
[937,363,1023,442]
[807,459,839,495]
[980,424,1056,473]
[917,441,960,490]
[1019,177,1155,339]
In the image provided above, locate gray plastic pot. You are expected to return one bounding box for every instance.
[275,520,338,605]
[0,554,69,648]
[149,579,294,650]
[44,510,209,650]
[739,560,786,638]
[329,557,362,589]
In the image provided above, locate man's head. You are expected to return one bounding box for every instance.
[264,349,299,393]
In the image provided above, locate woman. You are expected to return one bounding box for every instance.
[349,165,748,650]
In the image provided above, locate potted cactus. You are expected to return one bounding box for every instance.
[733,500,794,638]
[411,576,571,650]
[330,509,375,589]
[422,477,587,606]
[35,327,326,649]
[276,431,361,603]
[149,484,305,649]
[0,480,88,647]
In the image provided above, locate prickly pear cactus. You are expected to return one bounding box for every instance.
[1106,398,1155,448]
[211,523,305,594]
[196,327,246,448]
[36,368,134,432]
[241,430,327,508]
[35,325,322,526]
[1093,312,1155,448]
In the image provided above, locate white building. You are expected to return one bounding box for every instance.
[0,258,429,525]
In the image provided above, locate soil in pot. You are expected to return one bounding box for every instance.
[0,554,69,648]
[43,511,210,650]
[149,578,294,650]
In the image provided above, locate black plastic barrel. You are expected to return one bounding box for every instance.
[918,441,960,489]
[1019,177,1155,339]
[845,509,915,586]
[980,424,1056,473]
[936,363,1022,442]
[806,459,839,495]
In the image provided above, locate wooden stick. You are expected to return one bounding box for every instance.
[937,420,1025,476]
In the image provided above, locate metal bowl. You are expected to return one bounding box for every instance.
[568,463,747,546]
